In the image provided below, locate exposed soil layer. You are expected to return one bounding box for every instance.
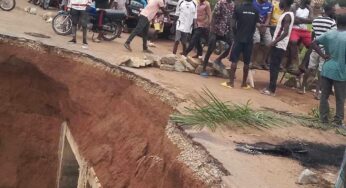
[0,43,206,188]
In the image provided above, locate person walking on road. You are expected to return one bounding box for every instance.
[68,0,92,49]
[181,0,211,58]
[172,0,197,54]
[199,0,234,77]
[124,0,168,53]
[94,0,110,43]
[261,0,294,96]
[311,13,346,128]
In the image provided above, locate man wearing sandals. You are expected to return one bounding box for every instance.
[261,0,294,96]
[225,0,259,89]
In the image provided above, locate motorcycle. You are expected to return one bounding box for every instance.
[0,0,15,11]
[52,6,125,41]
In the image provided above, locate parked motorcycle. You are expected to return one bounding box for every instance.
[0,0,15,11]
[52,6,125,41]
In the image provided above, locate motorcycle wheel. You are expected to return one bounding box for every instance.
[0,0,15,11]
[102,22,122,41]
[52,13,72,36]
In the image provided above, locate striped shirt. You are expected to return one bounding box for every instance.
[312,16,336,38]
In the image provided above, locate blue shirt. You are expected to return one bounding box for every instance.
[317,30,346,81]
[252,0,273,24]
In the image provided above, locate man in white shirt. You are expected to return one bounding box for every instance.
[68,0,92,49]
[172,0,197,54]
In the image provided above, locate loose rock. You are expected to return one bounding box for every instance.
[180,58,195,72]
[145,54,161,67]
[120,57,153,68]
[186,56,201,68]
[161,54,178,65]
[174,61,187,72]
[29,7,37,15]
[297,169,319,185]
[160,64,175,71]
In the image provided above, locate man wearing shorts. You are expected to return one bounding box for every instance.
[298,4,336,98]
[251,0,273,69]
[289,0,313,67]
[172,0,197,54]
[225,0,259,88]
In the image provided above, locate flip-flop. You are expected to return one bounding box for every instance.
[241,85,251,90]
[221,82,233,89]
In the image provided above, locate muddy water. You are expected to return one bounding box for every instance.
[0,44,205,188]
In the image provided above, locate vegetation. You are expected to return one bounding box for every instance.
[171,88,288,131]
[171,88,337,132]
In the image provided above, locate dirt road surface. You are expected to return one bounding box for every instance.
[0,2,345,188]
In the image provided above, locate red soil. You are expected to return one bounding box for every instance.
[0,44,205,188]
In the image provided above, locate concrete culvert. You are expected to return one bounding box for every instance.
[0,39,227,188]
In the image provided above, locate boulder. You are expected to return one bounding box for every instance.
[320,172,336,187]
[145,54,161,67]
[160,54,178,65]
[120,57,153,68]
[174,61,187,72]
[179,58,195,72]
[160,64,175,71]
[186,56,202,68]
[297,169,319,185]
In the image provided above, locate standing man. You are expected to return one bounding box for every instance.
[94,0,110,43]
[223,0,259,88]
[200,0,234,77]
[311,13,346,128]
[298,4,337,98]
[124,0,167,53]
[261,0,294,96]
[172,0,197,54]
[68,0,92,49]
[182,0,212,58]
[269,0,283,36]
[288,0,313,69]
[251,0,273,69]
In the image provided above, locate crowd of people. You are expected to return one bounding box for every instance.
[65,0,345,127]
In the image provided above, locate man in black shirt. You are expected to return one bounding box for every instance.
[223,0,259,88]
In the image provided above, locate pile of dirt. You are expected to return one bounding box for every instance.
[0,44,206,187]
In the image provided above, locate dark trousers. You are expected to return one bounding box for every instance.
[185,27,208,56]
[70,8,88,43]
[268,47,285,93]
[203,32,232,70]
[320,76,346,124]
[126,15,150,50]
[98,10,105,28]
